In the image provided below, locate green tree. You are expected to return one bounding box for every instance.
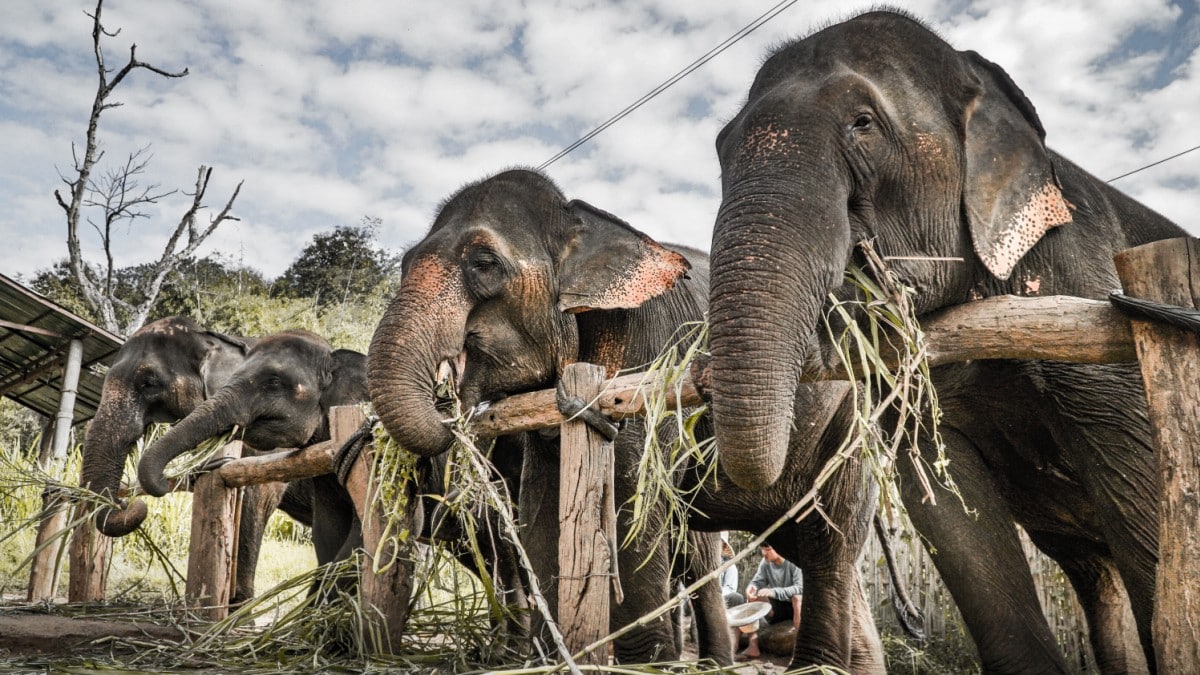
[274,219,396,307]
[148,255,270,323]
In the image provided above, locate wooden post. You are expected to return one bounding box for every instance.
[25,489,69,602]
[1114,237,1200,672]
[67,512,111,602]
[332,406,419,654]
[27,338,84,602]
[557,362,614,664]
[186,440,243,621]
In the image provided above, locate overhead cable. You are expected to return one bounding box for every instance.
[538,0,802,170]
[1108,144,1200,183]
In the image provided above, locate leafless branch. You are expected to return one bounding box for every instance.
[58,0,240,336]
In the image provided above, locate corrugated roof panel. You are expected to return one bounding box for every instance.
[0,273,123,425]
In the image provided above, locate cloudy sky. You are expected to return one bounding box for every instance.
[1,0,1197,286]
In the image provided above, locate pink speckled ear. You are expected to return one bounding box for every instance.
[557,200,691,313]
[961,51,1072,280]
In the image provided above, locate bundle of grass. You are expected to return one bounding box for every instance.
[0,423,236,602]
[824,241,962,521]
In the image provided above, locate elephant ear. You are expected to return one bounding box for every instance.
[557,199,691,313]
[961,50,1073,281]
[199,331,252,397]
[322,349,368,409]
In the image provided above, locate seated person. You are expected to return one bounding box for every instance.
[720,533,743,607]
[739,543,803,659]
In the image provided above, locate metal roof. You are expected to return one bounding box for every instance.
[0,273,124,425]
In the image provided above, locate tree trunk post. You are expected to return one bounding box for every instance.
[1114,236,1200,672]
[332,405,419,654]
[25,491,69,602]
[67,511,111,602]
[557,362,614,664]
[186,440,243,621]
[27,338,84,602]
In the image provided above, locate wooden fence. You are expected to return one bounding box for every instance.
[36,237,1200,671]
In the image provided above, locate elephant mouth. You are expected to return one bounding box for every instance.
[435,350,469,406]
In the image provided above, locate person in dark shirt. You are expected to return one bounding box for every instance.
[739,543,803,659]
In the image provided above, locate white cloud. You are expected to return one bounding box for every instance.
[0,0,1196,297]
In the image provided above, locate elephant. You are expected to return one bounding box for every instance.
[137,329,365,578]
[77,315,312,603]
[366,168,886,669]
[131,327,541,650]
[367,168,732,665]
[705,10,1176,674]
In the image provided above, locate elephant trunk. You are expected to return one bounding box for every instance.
[368,254,470,458]
[79,391,148,537]
[138,394,245,498]
[708,179,851,489]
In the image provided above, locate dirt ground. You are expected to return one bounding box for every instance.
[1,600,792,672]
[0,607,185,663]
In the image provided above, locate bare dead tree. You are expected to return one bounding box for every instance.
[53,0,243,336]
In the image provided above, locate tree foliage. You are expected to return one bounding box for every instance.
[274,219,396,307]
[31,218,396,352]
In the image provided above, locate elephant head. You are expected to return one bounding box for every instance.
[367,168,691,457]
[707,10,1073,488]
[79,316,251,536]
[137,329,366,497]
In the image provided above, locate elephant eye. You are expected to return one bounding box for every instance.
[465,247,508,298]
[469,250,500,272]
[851,113,874,131]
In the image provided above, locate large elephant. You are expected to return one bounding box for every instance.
[366,168,886,669]
[367,168,732,665]
[137,330,364,574]
[78,316,311,603]
[706,10,1175,674]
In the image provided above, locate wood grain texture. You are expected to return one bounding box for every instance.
[186,440,242,621]
[1115,237,1200,672]
[556,363,612,663]
[67,514,110,602]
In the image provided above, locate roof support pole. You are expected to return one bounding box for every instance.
[26,339,84,601]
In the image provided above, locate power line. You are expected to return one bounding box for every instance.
[1108,144,1200,183]
[539,3,1198,185]
[538,0,802,170]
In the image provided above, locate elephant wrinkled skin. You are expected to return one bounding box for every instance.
[707,10,1174,674]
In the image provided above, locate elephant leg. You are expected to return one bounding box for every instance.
[310,475,355,565]
[1037,362,1158,672]
[901,430,1070,674]
[308,474,361,600]
[680,530,733,665]
[517,434,562,655]
[780,527,876,672]
[1026,530,1149,675]
[610,421,677,663]
[277,477,314,527]
[233,480,288,604]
